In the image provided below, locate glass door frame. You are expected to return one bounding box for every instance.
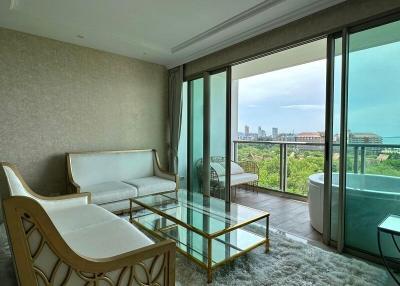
[185,67,232,202]
[324,11,400,256]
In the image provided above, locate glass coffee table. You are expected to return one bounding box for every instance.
[129,190,269,283]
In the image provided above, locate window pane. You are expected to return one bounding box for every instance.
[345,20,400,255]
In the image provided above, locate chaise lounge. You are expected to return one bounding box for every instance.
[0,162,175,286]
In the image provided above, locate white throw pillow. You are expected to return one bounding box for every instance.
[231,162,245,175]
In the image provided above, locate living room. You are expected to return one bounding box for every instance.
[1,1,400,285]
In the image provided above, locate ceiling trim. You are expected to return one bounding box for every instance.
[171,0,284,54]
[168,0,344,68]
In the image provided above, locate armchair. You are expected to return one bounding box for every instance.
[0,162,175,286]
[195,157,259,199]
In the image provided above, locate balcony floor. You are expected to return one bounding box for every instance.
[233,188,322,242]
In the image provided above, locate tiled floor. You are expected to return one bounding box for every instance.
[233,188,322,242]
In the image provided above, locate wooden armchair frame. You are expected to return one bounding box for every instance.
[0,162,176,286]
[195,158,260,199]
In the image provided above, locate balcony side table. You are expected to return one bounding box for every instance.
[378,214,400,285]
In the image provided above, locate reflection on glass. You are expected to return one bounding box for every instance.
[190,78,204,193]
[344,20,400,255]
[133,190,267,266]
[210,72,227,199]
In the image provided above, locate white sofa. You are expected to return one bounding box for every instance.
[67,149,177,212]
[0,162,175,286]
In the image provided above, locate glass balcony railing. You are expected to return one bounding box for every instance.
[233,140,400,197]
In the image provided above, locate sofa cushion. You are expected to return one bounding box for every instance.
[231,173,258,186]
[63,219,153,259]
[231,162,245,175]
[81,181,137,205]
[47,204,118,235]
[123,176,176,196]
[100,200,132,213]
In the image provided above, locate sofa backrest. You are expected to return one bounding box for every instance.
[68,149,156,187]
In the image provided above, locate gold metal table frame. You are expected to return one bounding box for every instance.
[129,190,269,283]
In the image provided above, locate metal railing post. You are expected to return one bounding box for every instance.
[280,143,288,192]
[234,141,238,162]
[353,146,359,174]
[279,144,284,191]
[360,146,366,174]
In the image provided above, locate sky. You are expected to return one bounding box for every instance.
[238,59,326,135]
[238,40,400,142]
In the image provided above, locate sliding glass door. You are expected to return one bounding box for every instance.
[186,69,231,200]
[330,18,400,256]
[345,19,400,256]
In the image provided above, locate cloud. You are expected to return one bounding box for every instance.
[280,104,325,111]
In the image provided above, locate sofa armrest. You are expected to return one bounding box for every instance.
[66,153,81,193]
[37,192,91,211]
[3,196,175,286]
[153,150,178,189]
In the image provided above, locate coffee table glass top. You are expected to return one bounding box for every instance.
[131,189,269,238]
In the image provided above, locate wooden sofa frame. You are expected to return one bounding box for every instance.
[0,162,176,286]
[65,149,179,194]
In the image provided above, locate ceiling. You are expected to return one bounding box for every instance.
[232,38,327,80]
[0,0,345,68]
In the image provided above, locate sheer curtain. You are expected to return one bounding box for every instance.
[167,66,183,173]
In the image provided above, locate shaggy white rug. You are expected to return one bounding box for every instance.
[174,230,388,286]
[0,223,389,286]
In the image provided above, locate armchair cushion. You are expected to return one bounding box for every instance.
[124,176,176,196]
[81,181,137,205]
[47,204,117,235]
[63,219,153,259]
[231,162,245,175]
[211,162,225,176]
[217,173,258,186]
[231,173,258,186]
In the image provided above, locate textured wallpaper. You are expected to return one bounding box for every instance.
[0,27,168,195]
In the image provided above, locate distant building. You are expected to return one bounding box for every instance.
[349,132,382,145]
[349,132,383,153]
[295,132,324,143]
[245,125,250,137]
[278,133,295,142]
[258,126,267,139]
[272,127,278,139]
[295,132,324,150]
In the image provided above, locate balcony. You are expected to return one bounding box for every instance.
[233,140,324,197]
[229,140,400,240]
[233,140,400,196]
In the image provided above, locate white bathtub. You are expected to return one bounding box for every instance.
[308,172,400,255]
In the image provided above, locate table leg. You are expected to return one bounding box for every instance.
[265,216,270,253]
[207,238,212,283]
[378,230,400,285]
[129,200,132,222]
